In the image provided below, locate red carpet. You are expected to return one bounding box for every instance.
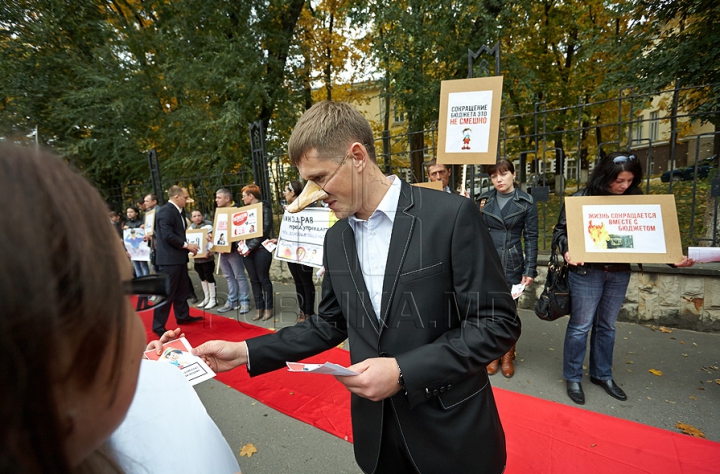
[141,309,720,473]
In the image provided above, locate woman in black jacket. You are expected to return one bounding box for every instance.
[478,159,538,378]
[552,152,693,405]
[238,184,275,321]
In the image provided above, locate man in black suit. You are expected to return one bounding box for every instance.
[152,186,201,337]
[194,102,519,473]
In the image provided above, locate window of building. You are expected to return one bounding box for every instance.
[649,111,659,142]
[634,120,643,142]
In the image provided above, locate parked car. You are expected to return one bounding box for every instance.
[464,177,493,196]
[527,172,556,188]
[660,155,717,183]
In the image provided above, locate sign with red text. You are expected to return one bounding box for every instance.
[229,202,263,242]
[437,76,503,165]
[566,195,682,264]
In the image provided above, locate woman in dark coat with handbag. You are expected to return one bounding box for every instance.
[478,159,538,378]
[238,184,275,322]
[552,151,693,405]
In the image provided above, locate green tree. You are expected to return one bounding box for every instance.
[617,0,720,150]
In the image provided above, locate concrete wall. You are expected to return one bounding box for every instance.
[521,259,720,332]
[269,252,720,332]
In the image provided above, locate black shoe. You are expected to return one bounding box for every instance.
[566,381,585,405]
[176,315,203,325]
[590,377,627,401]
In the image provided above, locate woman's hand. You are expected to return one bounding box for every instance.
[563,251,583,266]
[673,256,695,268]
[145,328,185,355]
[521,276,534,286]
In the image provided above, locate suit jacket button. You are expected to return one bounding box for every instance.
[447,384,453,390]
[432,389,439,396]
[440,386,446,393]
[425,389,432,399]
[380,352,389,357]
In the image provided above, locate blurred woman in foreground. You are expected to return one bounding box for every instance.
[0,144,146,472]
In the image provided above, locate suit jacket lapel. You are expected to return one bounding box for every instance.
[378,182,415,334]
[341,224,380,334]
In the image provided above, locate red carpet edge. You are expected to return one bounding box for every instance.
[141,308,720,473]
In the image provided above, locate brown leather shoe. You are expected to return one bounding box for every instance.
[261,308,274,321]
[252,309,263,321]
[501,345,516,378]
[487,359,500,376]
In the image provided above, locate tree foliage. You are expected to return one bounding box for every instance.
[1,0,716,192]
[618,0,720,128]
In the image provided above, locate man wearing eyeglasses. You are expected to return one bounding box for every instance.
[194,102,519,474]
[152,186,202,337]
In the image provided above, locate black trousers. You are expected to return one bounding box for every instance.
[243,247,273,310]
[153,263,191,335]
[287,262,316,315]
[194,260,216,283]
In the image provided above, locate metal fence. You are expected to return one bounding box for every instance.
[100,81,720,248]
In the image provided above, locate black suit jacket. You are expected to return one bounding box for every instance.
[246,180,520,473]
[154,202,189,266]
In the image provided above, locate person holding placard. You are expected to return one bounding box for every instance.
[190,209,217,310]
[215,188,252,314]
[426,159,453,193]
[238,184,275,322]
[283,180,317,322]
[124,206,150,277]
[478,159,538,378]
[194,101,518,474]
[552,152,693,405]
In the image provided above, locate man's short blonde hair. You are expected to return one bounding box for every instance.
[288,101,376,166]
[167,185,184,199]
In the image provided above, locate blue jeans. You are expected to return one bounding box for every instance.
[133,260,150,277]
[219,251,251,306]
[563,268,631,382]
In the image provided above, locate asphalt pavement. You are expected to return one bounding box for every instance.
[188,275,720,474]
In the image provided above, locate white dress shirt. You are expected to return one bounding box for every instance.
[348,175,402,320]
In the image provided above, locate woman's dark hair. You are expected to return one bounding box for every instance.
[288,180,303,198]
[488,159,515,176]
[586,151,643,196]
[0,145,128,473]
[127,206,140,215]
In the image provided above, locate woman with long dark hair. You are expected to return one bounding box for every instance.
[553,151,693,405]
[478,159,538,378]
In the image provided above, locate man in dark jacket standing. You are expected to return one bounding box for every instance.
[194,102,519,474]
[152,186,201,337]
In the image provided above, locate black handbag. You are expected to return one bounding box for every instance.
[534,244,571,321]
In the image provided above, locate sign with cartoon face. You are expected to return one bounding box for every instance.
[566,195,682,264]
[437,76,503,165]
[275,207,339,268]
